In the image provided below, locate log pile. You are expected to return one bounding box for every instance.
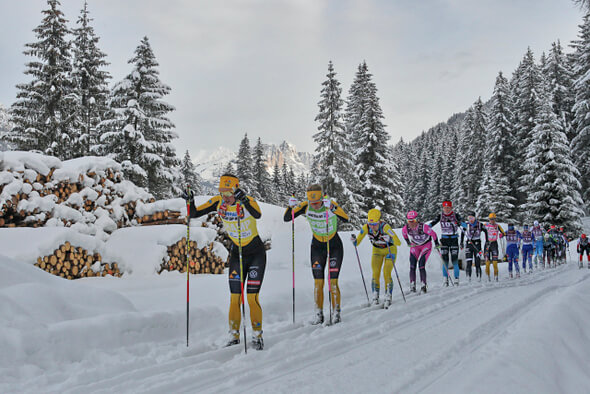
[0,159,155,231]
[159,237,225,274]
[137,209,184,226]
[33,241,122,279]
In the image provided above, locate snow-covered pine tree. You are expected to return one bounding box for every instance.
[7,0,76,159]
[313,60,362,224]
[71,0,110,157]
[476,72,516,220]
[544,41,575,142]
[424,130,443,218]
[521,87,584,232]
[271,162,284,205]
[281,163,296,196]
[96,37,178,198]
[440,125,459,204]
[453,99,487,212]
[511,48,544,215]
[236,133,255,193]
[178,150,203,195]
[349,62,403,224]
[571,12,590,211]
[252,137,271,201]
[0,103,13,151]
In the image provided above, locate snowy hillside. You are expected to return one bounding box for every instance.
[1,201,589,393]
[193,140,311,186]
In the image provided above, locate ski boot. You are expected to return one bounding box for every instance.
[225,330,240,347]
[310,310,324,325]
[444,277,449,287]
[454,278,459,286]
[420,282,427,294]
[467,273,472,283]
[332,310,341,324]
[495,274,499,282]
[383,292,392,309]
[410,281,416,293]
[509,272,513,279]
[516,271,520,279]
[371,292,380,306]
[251,330,264,351]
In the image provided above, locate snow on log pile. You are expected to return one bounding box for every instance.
[0,228,120,279]
[0,152,188,236]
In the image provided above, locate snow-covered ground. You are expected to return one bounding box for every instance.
[1,205,589,393]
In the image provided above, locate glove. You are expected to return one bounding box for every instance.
[350,234,357,246]
[434,241,441,250]
[288,196,298,207]
[217,202,227,218]
[460,243,464,250]
[181,188,194,201]
[323,197,331,209]
[233,188,248,203]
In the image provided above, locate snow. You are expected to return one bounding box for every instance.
[1,206,589,393]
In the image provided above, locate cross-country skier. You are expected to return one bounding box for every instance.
[578,234,590,269]
[558,227,569,264]
[184,173,266,350]
[284,184,349,325]
[351,209,401,308]
[505,224,522,278]
[531,220,544,268]
[483,213,505,281]
[545,225,561,267]
[460,211,487,281]
[429,200,463,286]
[402,211,440,293]
[521,224,535,273]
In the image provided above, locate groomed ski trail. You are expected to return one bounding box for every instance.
[53,263,586,394]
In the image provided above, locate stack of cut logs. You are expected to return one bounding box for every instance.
[137,209,184,226]
[33,241,121,280]
[0,164,160,229]
[159,237,225,275]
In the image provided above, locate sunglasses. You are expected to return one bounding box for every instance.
[220,191,233,197]
[407,219,417,223]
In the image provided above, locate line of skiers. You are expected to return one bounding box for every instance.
[183,174,582,350]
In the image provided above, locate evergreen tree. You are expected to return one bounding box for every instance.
[236,133,254,192]
[178,150,203,195]
[476,72,516,220]
[281,163,296,196]
[96,37,178,198]
[571,12,590,211]
[521,88,584,232]
[71,1,110,157]
[511,48,544,215]
[313,60,361,222]
[349,62,402,224]
[7,0,75,159]
[544,41,575,141]
[252,137,271,201]
[271,162,283,204]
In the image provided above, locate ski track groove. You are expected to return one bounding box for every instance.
[34,263,575,394]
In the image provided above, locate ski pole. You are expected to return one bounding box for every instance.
[237,202,247,354]
[185,185,191,347]
[291,201,296,324]
[353,244,370,306]
[387,244,406,303]
[325,198,333,325]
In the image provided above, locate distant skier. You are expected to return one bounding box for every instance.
[460,211,487,282]
[429,200,463,286]
[545,225,561,267]
[184,173,266,350]
[577,234,590,269]
[402,210,440,293]
[483,213,505,281]
[504,224,522,278]
[284,184,349,325]
[520,224,535,273]
[531,220,544,268]
[351,208,401,308]
[557,227,569,264]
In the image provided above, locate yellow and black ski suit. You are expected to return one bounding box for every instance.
[189,195,265,333]
[353,222,401,299]
[283,200,349,314]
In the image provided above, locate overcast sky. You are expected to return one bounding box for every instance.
[0,0,584,157]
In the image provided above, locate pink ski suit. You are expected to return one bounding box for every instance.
[402,222,439,285]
